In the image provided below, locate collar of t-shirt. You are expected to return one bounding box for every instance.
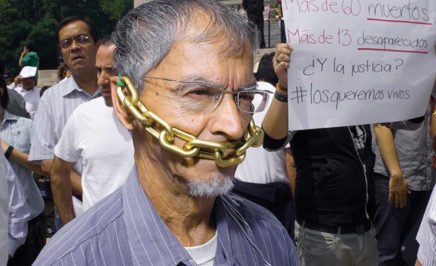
[185,231,218,266]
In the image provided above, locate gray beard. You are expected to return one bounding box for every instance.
[186,176,234,198]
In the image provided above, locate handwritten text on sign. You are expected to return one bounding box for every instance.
[282,0,436,130]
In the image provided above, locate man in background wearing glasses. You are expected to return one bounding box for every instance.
[34,1,299,265]
[28,16,100,230]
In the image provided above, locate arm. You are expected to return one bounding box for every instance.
[284,147,296,197]
[18,47,28,67]
[50,157,77,224]
[262,43,292,141]
[373,123,408,208]
[42,158,82,195]
[40,159,52,176]
[1,140,44,175]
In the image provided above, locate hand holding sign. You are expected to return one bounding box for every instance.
[282,0,436,130]
[273,44,293,88]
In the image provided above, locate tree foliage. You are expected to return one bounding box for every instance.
[0,0,132,75]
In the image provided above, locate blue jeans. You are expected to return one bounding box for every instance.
[295,222,378,266]
[374,173,431,266]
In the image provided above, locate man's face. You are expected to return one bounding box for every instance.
[20,77,35,91]
[58,20,97,73]
[140,34,255,198]
[96,44,116,106]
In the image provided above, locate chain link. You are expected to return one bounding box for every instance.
[116,76,264,167]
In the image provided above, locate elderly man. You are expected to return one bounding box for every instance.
[34,1,299,265]
[50,37,134,224]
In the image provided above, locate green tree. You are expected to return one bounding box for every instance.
[0,0,132,76]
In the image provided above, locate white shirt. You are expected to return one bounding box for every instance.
[0,152,32,258]
[1,112,45,219]
[416,186,436,265]
[54,97,134,210]
[185,232,217,266]
[13,86,41,120]
[235,81,289,184]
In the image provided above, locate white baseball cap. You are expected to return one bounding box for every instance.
[19,66,37,78]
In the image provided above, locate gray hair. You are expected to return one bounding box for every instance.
[112,0,257,91]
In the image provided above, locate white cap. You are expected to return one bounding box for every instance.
[19,66,37,78]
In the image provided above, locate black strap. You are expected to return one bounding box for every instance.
[4,145,14,159]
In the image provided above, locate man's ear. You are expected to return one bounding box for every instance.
[110,76,137,130]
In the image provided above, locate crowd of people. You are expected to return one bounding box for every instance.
[0,0,435,265]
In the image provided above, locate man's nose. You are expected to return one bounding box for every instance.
[97,72,110,87]
[209,94,247,141]
[70,40,82,50]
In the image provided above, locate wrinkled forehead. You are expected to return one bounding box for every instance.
[149,40,255,92]
[144,12,255,86]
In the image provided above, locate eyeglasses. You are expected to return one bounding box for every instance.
[60,33,91,49]
[143,77,271,114]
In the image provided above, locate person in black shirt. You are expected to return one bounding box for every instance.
[262,43,378,266]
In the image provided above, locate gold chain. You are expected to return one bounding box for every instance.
[116,76,264,167]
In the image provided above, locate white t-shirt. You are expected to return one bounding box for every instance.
[14,86,41,119]
[185,232,217,266]
[235,81,289,184]
[54,97,134,211]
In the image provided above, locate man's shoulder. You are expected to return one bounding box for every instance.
[34,189,127,265]
[218,193,298,265]
[4,112,31,125]
[72,97,105,114]
[37,79,75,112]
[66,97,106,125]
[222,193,283,226]
[40,80,71,99]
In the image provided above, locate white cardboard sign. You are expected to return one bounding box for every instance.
[282,0,436,130]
